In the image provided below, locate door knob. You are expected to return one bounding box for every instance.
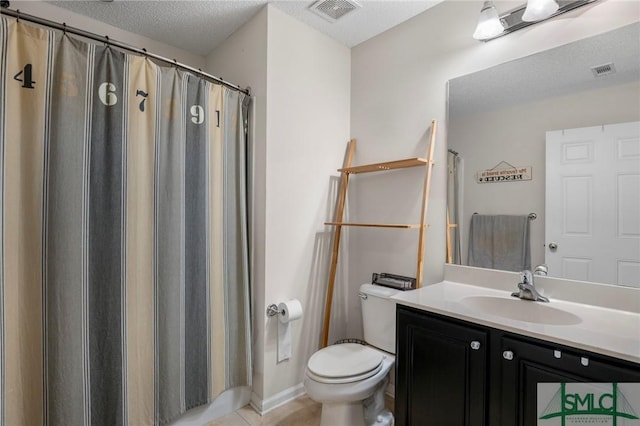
[548,242,558,251]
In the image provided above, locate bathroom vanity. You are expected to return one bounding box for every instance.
[392,265,640,426]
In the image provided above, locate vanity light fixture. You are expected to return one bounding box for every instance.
[474,0,598,42]
[472,1,505,40]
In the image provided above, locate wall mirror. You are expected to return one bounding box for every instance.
[446,23,640,287]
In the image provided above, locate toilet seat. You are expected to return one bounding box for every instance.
[307,343,385,384]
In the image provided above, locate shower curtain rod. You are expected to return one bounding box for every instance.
[0,7,251,96]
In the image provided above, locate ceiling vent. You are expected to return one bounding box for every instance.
[309,0,361,23]
[591,62,616,77]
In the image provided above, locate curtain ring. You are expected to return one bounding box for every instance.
[173,59,177,68]
[142,47,147,58]
[16,9,20,22]
[62,22,67,35]
[104,35,109,46]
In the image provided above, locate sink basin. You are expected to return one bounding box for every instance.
[461,296,582,325]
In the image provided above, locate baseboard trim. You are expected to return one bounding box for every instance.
[250,383,306,416]
[250,379,394,416]
[386,382,395,398]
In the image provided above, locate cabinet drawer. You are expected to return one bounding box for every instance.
[500,335,640,382]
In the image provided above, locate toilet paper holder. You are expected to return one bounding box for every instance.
[266,304,283,317]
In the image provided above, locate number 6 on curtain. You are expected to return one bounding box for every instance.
[98,81,118,106]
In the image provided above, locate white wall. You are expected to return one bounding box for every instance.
[450,79,640,268]
[10,1,205,68]
[206,6,269,405]
[207,4,351,410]
[262,4,350,405]
[348,0,640,340]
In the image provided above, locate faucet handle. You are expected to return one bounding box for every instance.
[534,264,548,276]
[520,270,533,285]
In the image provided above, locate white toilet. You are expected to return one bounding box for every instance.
[304,283,399,426]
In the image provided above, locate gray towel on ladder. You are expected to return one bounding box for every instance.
[468,214,531,272]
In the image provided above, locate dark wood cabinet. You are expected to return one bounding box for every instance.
[396,305,640,426]
[396,306,488,426]
[499,335,640,426]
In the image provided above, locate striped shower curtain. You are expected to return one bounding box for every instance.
[0,18,251,426]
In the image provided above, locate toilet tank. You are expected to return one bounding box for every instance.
[359,283,400,354]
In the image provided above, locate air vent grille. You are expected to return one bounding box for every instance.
[591,62,616,77]
[309,0,361,23]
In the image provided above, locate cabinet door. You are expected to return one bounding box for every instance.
[499,335,640,426]
[396,307,487,426]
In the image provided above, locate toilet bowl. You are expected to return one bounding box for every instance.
[303,343,394,426]
[304,284,399,426]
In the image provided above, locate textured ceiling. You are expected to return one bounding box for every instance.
[49,0,444,57]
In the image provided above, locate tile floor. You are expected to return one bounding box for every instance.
[206,395,321,426]
[207,394,395,426]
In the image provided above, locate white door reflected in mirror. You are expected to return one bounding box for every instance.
[545,121,640,287]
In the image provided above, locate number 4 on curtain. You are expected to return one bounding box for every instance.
[14,64,36,89]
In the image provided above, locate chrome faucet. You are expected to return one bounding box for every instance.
[511,270,549,302]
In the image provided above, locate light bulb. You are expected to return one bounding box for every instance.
[473,1,505,41]
[522,0,559,22]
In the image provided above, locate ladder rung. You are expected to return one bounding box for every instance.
[338,157,428,174]
[325,222,426,229]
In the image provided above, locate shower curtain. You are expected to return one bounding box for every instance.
[447,150,462,264]
[0,18,251,426]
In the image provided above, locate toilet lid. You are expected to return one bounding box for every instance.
[307,343,384,381]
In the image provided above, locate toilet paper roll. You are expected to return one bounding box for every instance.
[278,299,303,324]
[277,299,303,363]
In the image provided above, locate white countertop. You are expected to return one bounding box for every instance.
[392,281,640,365]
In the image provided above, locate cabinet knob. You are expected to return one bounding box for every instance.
[470,341,481,350]
[503,350,514,361]
[581,357,589,367]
